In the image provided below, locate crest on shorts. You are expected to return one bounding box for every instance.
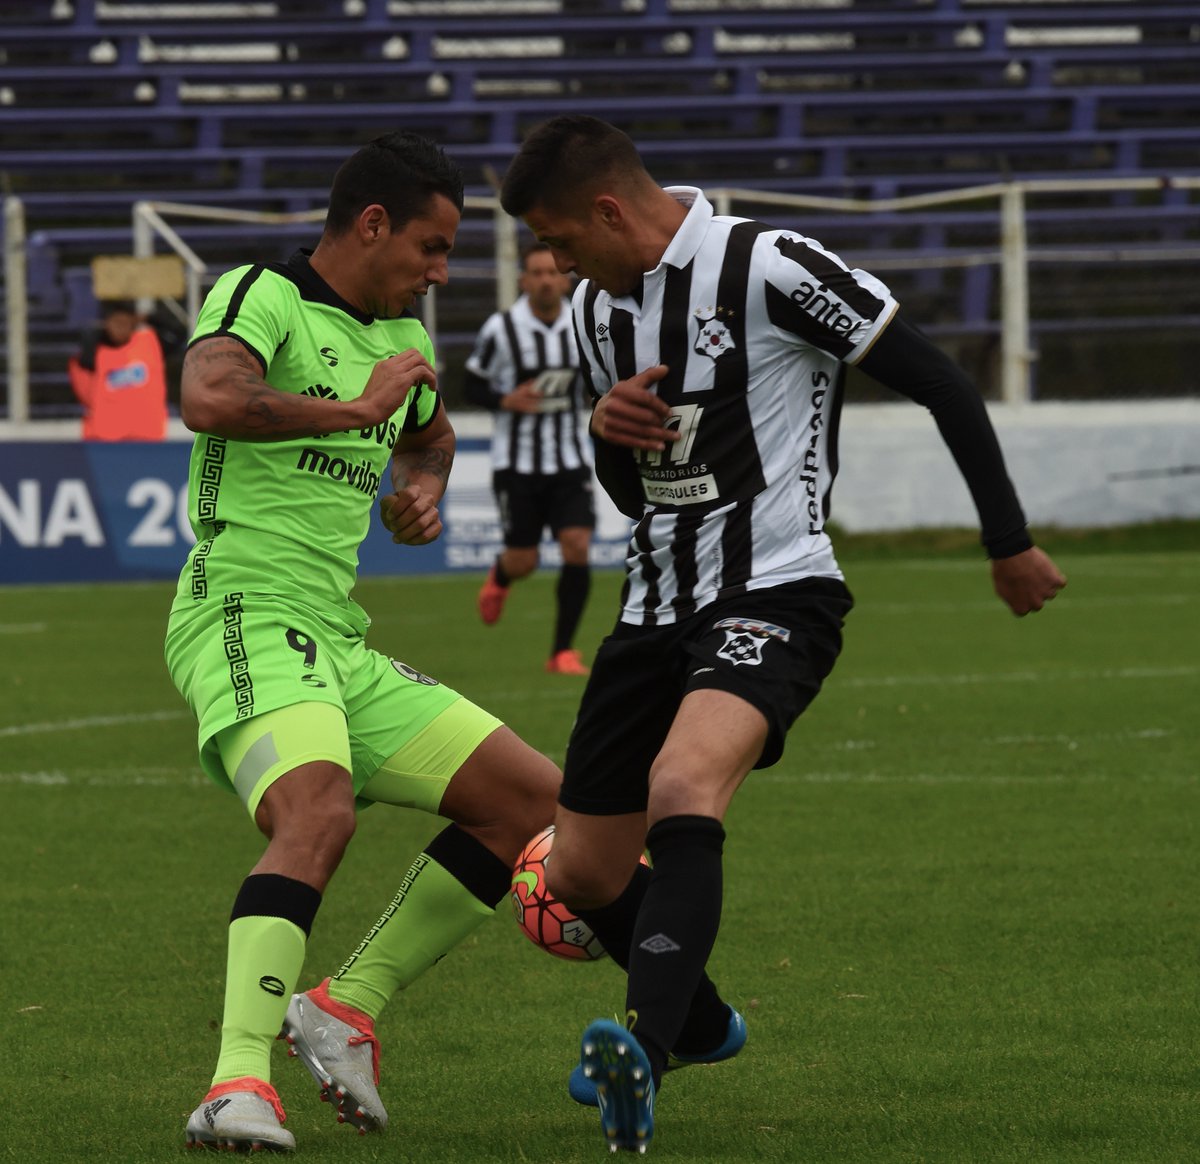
[693,307,736,360]
[391,660,440,686]
[713,617,791,667]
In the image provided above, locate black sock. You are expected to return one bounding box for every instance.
[552,563,590,654]
[576,864,650,968]
[626,816,726,1085]
[577,861,730,1056]
[492,554,512,589]
[583,817,728,1086]
[424,823,513,907]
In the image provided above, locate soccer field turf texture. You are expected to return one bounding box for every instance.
[2,530,1196,1163]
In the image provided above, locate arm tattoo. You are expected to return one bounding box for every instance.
[223,345,298,434]
[392,444,453,489]
[185,336,329,439]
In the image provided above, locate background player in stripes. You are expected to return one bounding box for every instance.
[465,242,596,675]
[500,115,1067,1153]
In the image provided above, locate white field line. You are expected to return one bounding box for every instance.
[757,770,1199,786]
[0,710,189,737]
[867,593,1192,614]
[0,768,208,787]
[812,728,1174,752]
[838,665,1197,688]
[0,728,1176,789]
[882,554,1200,573]
[1,667,1191,740]
[7,764,1186,789]
[987,727,1174,745]
[806,724,1171,753]
[760,726,1188,785]
[0,623,47,634]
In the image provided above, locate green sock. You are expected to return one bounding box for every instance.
[211,914,307,1086]
[329,853,495,1021]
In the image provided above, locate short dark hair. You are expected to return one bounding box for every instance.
[500,115,647,218]
[100,300,137,318]
[520,240,554,266]
[325,131,464,236]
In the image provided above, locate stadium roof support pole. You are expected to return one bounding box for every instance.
[1000,183,1032,405]
[132,199,155,319]
[423,284,439,354]
[493,199,519,311]
[133,200,207,327]
[4,196,30,424]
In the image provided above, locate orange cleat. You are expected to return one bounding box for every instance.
[477,566,510,625]
[545,649,589,676]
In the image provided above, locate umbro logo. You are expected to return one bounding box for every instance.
[595,323,609,343]
[639,933,681,954]
[320,346,339,366]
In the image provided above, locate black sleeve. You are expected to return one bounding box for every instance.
[857,313,1033,559]
[463,369,502,411]
[146,308,188,355]
[75,327,101,372]
[590,430,644,520]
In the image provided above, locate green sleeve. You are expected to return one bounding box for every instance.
[191,265,290,373]
[404,329,440,429]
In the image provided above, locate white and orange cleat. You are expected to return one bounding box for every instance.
[280,978,386,1134]
[185,1076,295,1152]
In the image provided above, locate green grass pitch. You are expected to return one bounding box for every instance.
[1,524,1197,1162]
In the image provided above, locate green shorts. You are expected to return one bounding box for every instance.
[165,594,501,816]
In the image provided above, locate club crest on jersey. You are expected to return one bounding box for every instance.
[713,617,791,666]
[693,307,736,360]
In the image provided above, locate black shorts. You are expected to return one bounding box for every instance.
[559,577,854,816]
[493,468,596,548]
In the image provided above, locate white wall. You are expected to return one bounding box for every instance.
[831,399,1200,532]
[4,399,1199,533]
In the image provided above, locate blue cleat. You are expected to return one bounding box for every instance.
[579,1019,655,1154]
[569,1006,746,1108]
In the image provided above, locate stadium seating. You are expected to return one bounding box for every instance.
[2,0,1197,415]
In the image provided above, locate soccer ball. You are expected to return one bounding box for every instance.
[510,825,607,961]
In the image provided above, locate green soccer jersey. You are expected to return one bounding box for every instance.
[171,250,440,629]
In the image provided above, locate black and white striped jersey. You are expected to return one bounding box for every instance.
[464,294,592,475]
[575,186,898,627]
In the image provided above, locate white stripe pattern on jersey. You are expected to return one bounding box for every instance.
[464,295,592,475]
[574,187,898,627]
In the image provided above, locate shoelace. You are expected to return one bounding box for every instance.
[347,1030,382,1085]
[204,1076,287,1125]
[310,978,382,1084]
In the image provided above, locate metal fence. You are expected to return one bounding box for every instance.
[4,174,1199,421]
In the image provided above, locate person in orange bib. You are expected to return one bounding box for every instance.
[68,300,169,440]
